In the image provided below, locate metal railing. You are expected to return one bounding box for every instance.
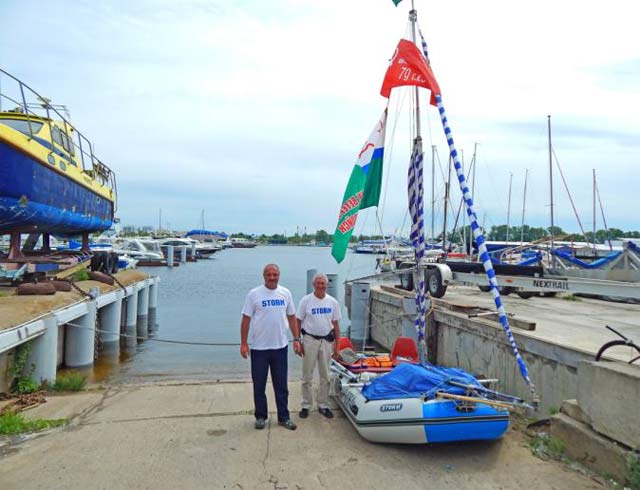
[0,68,117,210]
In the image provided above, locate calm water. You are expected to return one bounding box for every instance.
[90,246,378,384]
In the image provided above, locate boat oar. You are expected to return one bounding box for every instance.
[436,392,513,410]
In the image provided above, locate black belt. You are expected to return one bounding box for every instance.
[301,329,335,342]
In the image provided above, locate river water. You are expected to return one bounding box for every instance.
[88,246,378,384]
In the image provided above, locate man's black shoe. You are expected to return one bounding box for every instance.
[299,408,309,419]
[319,407,334,419]
[255,418,266,429]
[278,419,297,430]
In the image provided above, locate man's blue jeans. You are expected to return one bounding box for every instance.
[250,346,290,422]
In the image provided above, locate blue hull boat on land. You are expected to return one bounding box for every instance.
[0,68,116,236]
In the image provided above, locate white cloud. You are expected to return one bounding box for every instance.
[1,0,639,234]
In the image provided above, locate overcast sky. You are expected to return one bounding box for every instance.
[2,0,638,237]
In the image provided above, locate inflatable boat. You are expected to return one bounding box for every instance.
[331,361,520,444]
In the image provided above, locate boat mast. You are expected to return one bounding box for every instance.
[470,143,477,256]
[431,145,436,244]
[520,168,529,246]
[506,172,513,245]
[461,150,466,252]
[592,169,596,251]
[410,3,421,141]
[548,115,555,265]
[442,156,451,252]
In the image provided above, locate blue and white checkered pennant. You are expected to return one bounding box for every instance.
[418,29,536,397]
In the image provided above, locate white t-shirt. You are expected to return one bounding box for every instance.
[296,293,341,337]
[242,285,295,350]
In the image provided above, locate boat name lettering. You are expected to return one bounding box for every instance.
[311,307,332,315]
[380,403,403,412]
[532,279,569,290]
[261,299,285,307]
[338,191,363,219]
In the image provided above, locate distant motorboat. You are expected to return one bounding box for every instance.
[230,237,257,248]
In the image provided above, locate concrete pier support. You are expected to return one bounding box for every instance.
[180,246,187,263]
[125,289,139,347]
[137,283,149,339]
[349,282,370,343]
[99,296,122,347]
[190,242,196,258]
[167,245,174,267]
[327,273,338,300]
[148,281,158,331]
[28,316,58,385]
[306,269,317,294]
[65,302,96,367]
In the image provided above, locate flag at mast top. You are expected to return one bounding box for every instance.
[392,0,403,5]
[380,39,441,105]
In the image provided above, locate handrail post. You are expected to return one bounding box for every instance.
[18,83,34,138]
[40,99,58,162]
[78,135,86,170]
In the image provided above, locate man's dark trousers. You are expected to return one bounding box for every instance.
[250,346,290,422]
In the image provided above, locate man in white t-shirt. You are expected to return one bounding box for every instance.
[240,263,302,430]
[297,273,341,419]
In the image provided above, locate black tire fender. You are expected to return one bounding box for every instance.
[110,252,120,273]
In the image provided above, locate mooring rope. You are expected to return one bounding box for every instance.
[65,322,293,347]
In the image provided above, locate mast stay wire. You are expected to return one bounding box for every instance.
[551,147,590,245]
[379,89,410,232]
[595,178,612,250]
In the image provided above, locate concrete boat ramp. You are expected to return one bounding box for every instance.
[0,380,601,490]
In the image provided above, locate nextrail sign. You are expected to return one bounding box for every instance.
[532,279,570,290]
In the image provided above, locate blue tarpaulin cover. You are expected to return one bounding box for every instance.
[361,363,483,401]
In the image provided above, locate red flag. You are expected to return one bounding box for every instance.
[380,39,441,105]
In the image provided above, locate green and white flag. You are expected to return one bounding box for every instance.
[331,110,388,263]
[392,0,403,6]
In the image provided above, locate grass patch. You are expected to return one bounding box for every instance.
[53,373,87,392]
[548,406,560,416]
[10,342,38,394]
[72,269,90,282]
[627,453,640,490]
[0,412,65,435]
[530,433,565,460]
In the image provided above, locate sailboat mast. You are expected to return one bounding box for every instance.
[409,5,421,140]
[506,172,513,244]
[521,168,529,246]
[548,115,555,262]
[442,156,451,252]
[431,145,436,243]
[592,169,596,251]
[470,143,478,256]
